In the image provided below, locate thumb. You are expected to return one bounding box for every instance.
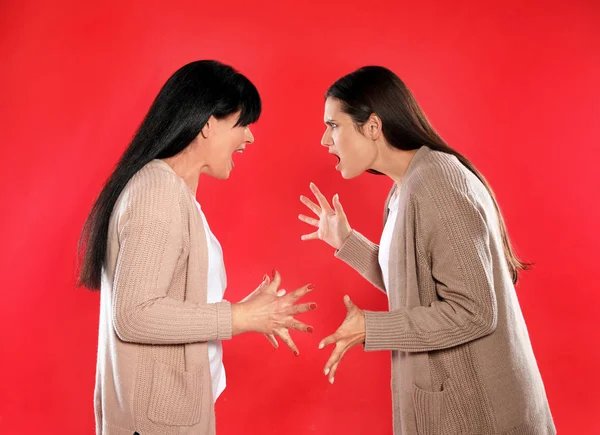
[343,295,354,311]
[258,274,270,289]
[265,270,282,294]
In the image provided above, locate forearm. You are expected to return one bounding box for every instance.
[335,230,386,291]
[113,297,232,344]
[363,300,497,352]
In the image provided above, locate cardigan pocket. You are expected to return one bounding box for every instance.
[147,360,204,426]
[412,377,464,435]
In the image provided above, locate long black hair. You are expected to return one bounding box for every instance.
[77,60,261,290]
[326,66,529,284]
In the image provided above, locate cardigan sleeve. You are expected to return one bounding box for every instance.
[335,230,386,292]
[111,172,232,345]
[364,173,498,352]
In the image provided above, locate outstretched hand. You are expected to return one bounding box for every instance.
[318,295,366,384]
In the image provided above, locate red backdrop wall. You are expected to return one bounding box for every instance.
[1,0,599,433]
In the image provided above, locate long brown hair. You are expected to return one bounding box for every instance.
[326,66,530,284]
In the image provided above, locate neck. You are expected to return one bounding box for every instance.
[371,143,419,188]
[161,151,203,196]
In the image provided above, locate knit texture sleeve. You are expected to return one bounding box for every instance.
[335,230,386,292]
[364,165,498,352]
[111,169,232,345]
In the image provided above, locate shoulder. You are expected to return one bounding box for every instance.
[129,160,186,195]
[404,148,487,207]
[402,149,498,240]
[118,160,188,226]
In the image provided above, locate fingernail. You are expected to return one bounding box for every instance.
[318,343,324,350]
[263,274,268,281]
[310,303,317,310]
[272,269,276,277]
[329,377,335,384]
[324,368,330,375]
[307,284,316,290]
[294,351,300,357]
[307,326,314,333]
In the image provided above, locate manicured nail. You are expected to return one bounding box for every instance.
[307,284,316,290]
[329,377,335,384]
[272,269,276,277]
[310,303,317,310]
[318,343,324,350]
[294,351,300,357]
[307,326,314,333]
[263,274,268,281]
[324,368,330,375]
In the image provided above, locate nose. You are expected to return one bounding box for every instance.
[321,128,333,147]
[245,127,255,144]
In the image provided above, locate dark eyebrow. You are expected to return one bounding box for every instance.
[325,119,337,126]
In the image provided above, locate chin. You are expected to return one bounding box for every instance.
[340,167,361,179]
[207,167,231,180]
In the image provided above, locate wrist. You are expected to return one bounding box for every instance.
[359,309,366,344]
[336,228,353,250]
[231,302,249,336]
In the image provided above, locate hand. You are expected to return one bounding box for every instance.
[299,182,352,250]
[233,271,318,356]
[238,274,285,351]
[318,295,366,384]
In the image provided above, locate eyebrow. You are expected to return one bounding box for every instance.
[325,119,337,126]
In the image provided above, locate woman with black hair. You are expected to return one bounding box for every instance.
[78,60,317,435]
[300,66,555,435]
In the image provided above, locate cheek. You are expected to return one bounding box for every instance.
[337,131,360,159]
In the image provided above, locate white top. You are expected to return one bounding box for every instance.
[378,190,400,294]
[193,199,227,402]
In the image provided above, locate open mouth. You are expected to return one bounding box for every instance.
[231,147,246,168]
[330,153,341,169]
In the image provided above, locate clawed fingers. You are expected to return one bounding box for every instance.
[298,214,319,228]
[300,231,319,241]
[285,284,314,303]
[300,195,321,216]
[332,193,347,218]
[285,318,314,333]
[265,270,282,294]
[286,302,317,316]
[275,328,300,357]
[327,357,344,384]
[265,333,278,349]
[309,182,334,213]
[323,343,347,384]
[318,332,339,350]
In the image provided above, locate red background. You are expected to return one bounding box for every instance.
[1,0,599,433]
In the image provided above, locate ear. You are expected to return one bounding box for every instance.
[365,113,382,141]
[200,116,216,139]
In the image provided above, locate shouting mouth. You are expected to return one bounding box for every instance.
[330,152,341,170]
[231,146,245,168]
